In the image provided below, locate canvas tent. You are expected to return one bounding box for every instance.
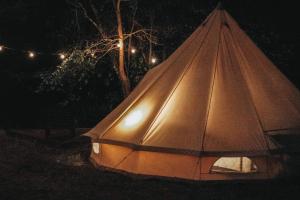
[86,5,300,180]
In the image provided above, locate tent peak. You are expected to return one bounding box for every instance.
[216,1,224,10]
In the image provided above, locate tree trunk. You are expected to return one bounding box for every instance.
[148,19,153,65]
[114,0,130,97]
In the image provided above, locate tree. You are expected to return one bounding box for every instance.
[44,0,156,98]
[113,0,130,96]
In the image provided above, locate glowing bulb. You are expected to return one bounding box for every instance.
[117,41,123,48]
[28,51,35,58]
[123,110,143,127]
[59,53,66,60]
[0,46,3,51]
[131,48,136,54]
[151,57,157,64]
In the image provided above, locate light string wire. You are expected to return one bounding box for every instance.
[0,43,67,60]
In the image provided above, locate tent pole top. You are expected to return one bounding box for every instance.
[216,1,224,10]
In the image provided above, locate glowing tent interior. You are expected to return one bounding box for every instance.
[85,4,300,180]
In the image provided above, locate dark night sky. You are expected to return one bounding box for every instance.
[0,0,299,127]
[0,0,298,67]
[0,0,299,50]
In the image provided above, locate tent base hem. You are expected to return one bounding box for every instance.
[90,143,284,181]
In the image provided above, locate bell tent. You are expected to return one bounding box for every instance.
[86,5,300,180]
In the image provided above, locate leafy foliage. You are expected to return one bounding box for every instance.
[37,50,98,105]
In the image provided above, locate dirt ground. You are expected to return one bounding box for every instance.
[1,133,300,200]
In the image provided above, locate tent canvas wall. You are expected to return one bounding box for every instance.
[85,5,300,180]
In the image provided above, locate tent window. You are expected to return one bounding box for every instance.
[211,157,258,173]
[92,143,100,154]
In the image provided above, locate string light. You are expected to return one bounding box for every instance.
[28,51,36,59]
[131,48,136,54]
[151,57,157,64]
[59,53,66,60]
[117,40,124,48]
[0,42,156,64]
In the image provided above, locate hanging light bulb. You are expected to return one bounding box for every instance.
[59,53,66,60]
[131,48,136,54]
[151,57,157,64]
[117,39,123,48]
[28,51,35,58]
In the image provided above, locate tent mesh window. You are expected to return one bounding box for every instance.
[210,157,258,173]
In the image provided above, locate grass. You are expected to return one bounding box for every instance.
[1,133,300,200]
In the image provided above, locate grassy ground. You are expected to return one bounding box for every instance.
[1,133,300,200]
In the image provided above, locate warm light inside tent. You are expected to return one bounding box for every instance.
[0,45,3,51]
[118,103,152,130]
[123,110,143,127]
[92,143,100,154]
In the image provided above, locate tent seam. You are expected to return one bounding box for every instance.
[99,12,217,139]
[225,12,300,126]
[198,11,224,179]
[200,11,224,154]
[140,12,219,144]
[225,17,274,153]
[113,150,135,168]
